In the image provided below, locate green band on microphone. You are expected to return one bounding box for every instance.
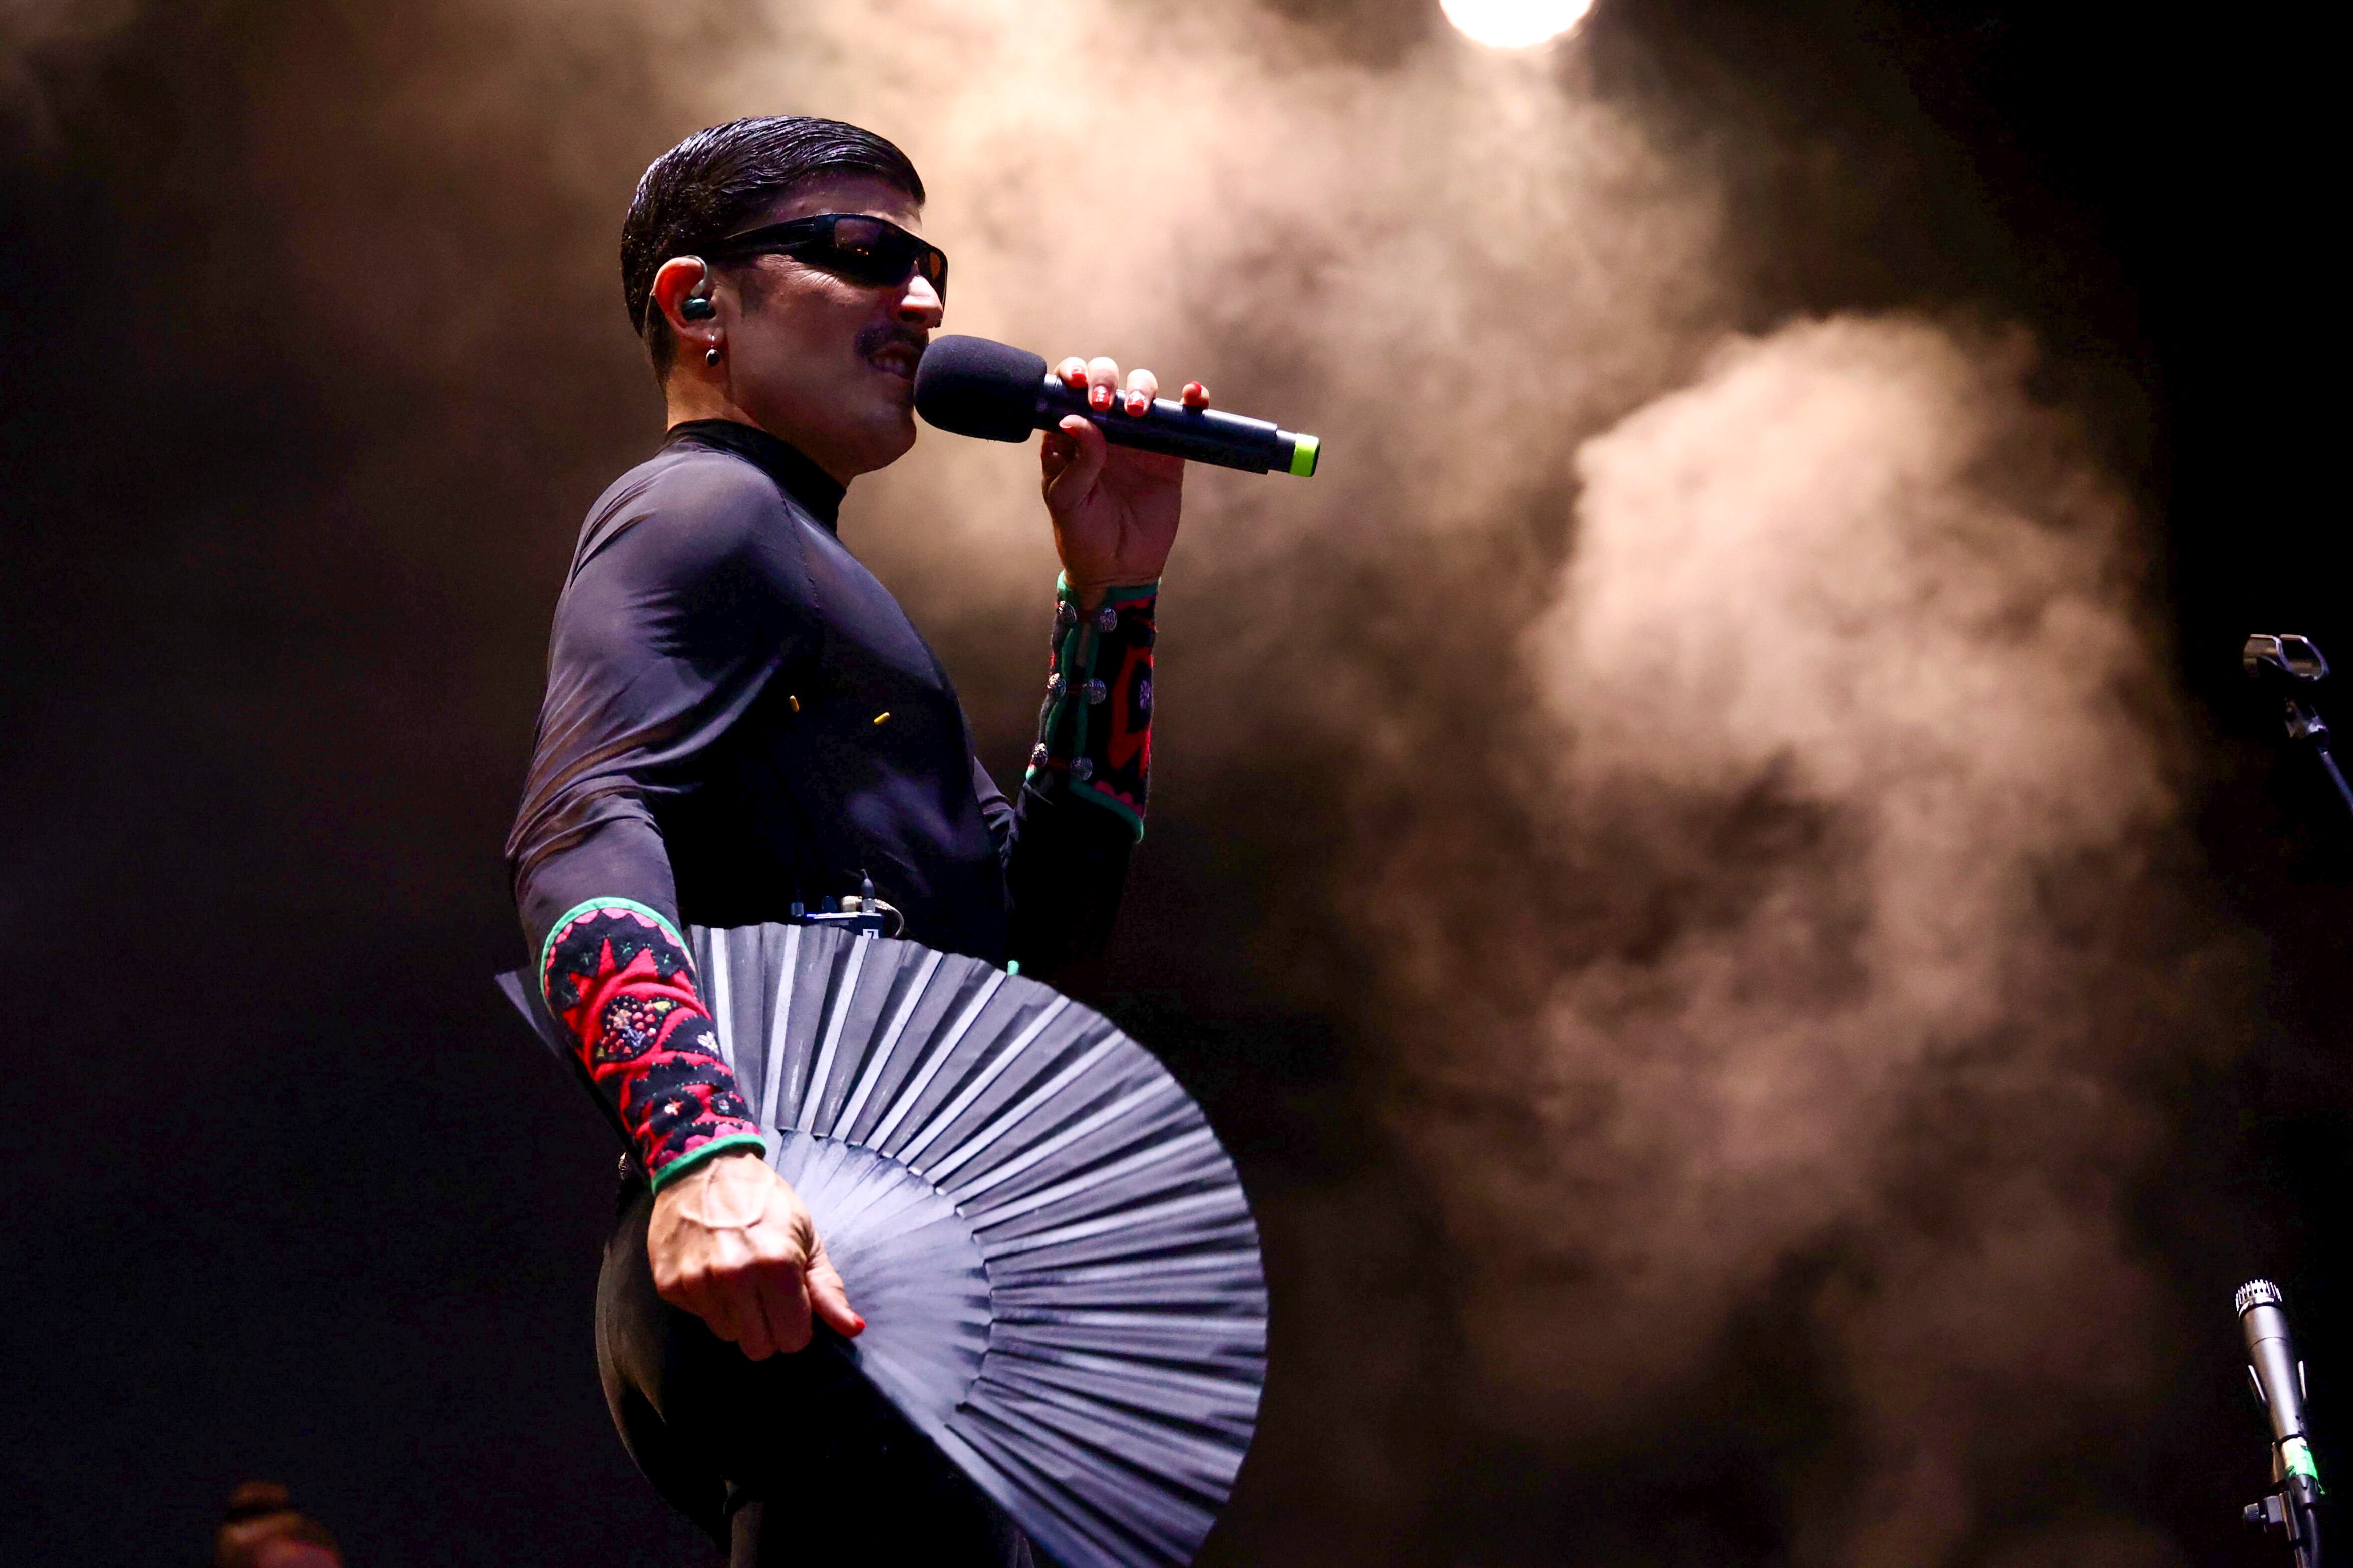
[1285,432,1320,477]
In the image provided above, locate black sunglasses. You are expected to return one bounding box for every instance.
[709,213,948,299]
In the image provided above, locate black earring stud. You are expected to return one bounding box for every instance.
[705,344,722,367]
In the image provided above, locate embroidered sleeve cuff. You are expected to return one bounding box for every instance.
[647,1132,770,1192]
[539,898,765,1184]
[1023,575,1156,839]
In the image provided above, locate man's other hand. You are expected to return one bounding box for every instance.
[647,1150,864,1360]
[1042,356,1208,607]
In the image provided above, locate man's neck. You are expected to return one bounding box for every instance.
[664,420,848,531]
[663,381,855,486]
[663,372,750,433]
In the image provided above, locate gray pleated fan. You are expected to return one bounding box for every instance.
[498,922,1266,1568]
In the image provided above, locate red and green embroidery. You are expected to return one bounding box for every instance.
[1024,577,1156,837]
[539,898,765,1188]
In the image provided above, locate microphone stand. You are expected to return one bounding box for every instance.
[2249,1448,2324,1568]
[2245,634,2353,826]
[2234,650,2343,1568]
[2247,1466,2326,1568]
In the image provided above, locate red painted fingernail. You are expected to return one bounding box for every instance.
[1126,391,1147,415]
[1091,384,1112,410]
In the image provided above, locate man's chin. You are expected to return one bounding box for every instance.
[746,383,916,478]
[865,371,919,432]
[844,410,918,476]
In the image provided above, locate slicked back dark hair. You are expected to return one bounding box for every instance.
[621,116,925,375]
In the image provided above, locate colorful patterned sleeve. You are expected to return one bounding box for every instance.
[539,897,766,1189]
[1024,577,1156,838]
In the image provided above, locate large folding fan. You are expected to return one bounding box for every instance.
[498,922,1267,1568]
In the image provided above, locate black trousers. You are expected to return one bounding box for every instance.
[597,1181,1034,1567]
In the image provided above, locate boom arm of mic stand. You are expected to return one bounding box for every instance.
[2289,704,2353,823]
[2245,633,2353,830]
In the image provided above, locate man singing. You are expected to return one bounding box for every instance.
[504,117,1198,1565]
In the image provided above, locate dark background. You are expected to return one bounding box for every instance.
[2,2,2345,1562]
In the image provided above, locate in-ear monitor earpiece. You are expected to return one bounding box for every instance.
[678,256,717,321]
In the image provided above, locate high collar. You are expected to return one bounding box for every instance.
[663,419,847,533]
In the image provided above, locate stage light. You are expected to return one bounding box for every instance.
[1439,0,1593,49]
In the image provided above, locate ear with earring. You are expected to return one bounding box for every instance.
[676,255,720,366]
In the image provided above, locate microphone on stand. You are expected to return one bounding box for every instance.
[914,334,1321,477]
[2240,1279,2325,1567]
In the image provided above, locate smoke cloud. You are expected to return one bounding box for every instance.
[1365,315,2198,1563]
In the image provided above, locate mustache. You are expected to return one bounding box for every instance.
[855,321,928,359]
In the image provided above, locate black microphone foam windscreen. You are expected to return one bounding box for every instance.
[913,335,1048,443]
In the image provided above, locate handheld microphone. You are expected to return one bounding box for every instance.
[914,335,1320,477]
[2239,1279,2325,1566]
